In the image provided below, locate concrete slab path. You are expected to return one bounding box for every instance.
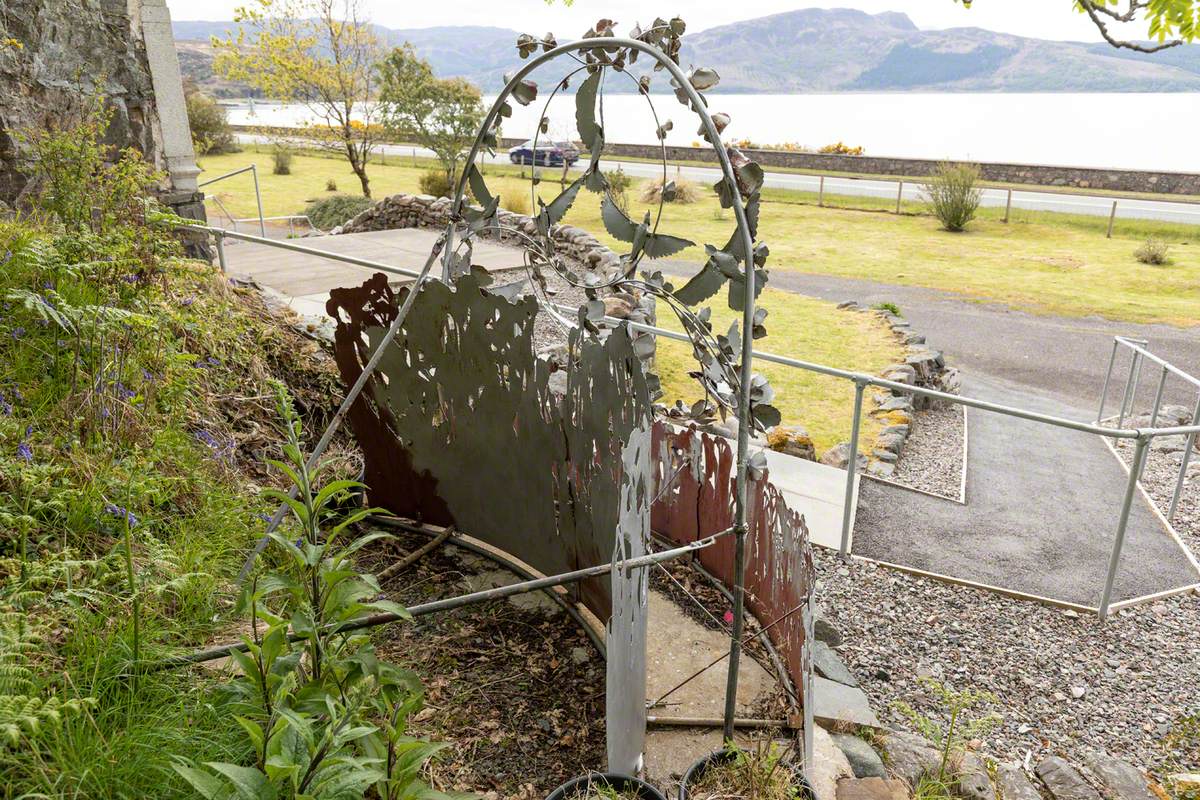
[852,376,1200,606]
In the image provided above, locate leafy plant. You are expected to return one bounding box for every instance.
[1135,237,1172,265]
[605,166,633,215]
[0,612,96,748]
[818,141,865,155]
[304,195,375,231]
[690,741,801,800]
[922,162,984,232]
[325,178,338,192]
[418,169,453,198]
[639,176,701,204]
[874,302,902,316]
[187,90,239,155]
[893,677,1001,782]
[173,388,449,800]
[271,144,295,176]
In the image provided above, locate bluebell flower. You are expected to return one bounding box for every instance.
[11,327,24,340]
[42,280,54,290]
[0,394,10,416]
[104,503,138,528]
[180,296,195,307]
[17,442,32,463]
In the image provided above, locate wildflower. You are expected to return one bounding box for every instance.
[180,296,195,307]
[0,393,10,416]
[42,280,54,290]
[104,503,139,528]
[17,442,32,462]
[11,327,24,340]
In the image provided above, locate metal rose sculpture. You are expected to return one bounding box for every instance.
[441,16,778,739]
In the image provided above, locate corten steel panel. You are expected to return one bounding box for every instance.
[327,270,654,622]
[651,423,815,713]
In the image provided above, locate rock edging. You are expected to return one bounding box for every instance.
[815,302,960,479]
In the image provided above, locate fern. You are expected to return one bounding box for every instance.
[0,613,95,748]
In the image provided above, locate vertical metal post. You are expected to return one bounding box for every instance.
[1097,339,1119,423]
[214,231,227,274]
[839,380,866,558]
[1107,200,1118,238]
[1117,352,1142,430]
[1003,188,1012,223]
[251,164,267,238]
[1139,366,1171,482]
[818,175,825,207]
[1168,394,1200,521]
[896,180,904,214]
[1099,435,1149,620]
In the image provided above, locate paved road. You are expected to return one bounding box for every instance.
[716,269,1199,413]
[232,134,1200,226]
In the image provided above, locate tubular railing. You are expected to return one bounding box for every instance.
[186,223,1200,620]
[1098,335,1200,521]
[198,164,266,237]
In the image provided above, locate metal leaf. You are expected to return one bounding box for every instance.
[689,67,721,91]
[575,70,603,150]
[601,195,639,243]
[509,78,538,106]
[656,120,673,140]
[642,230,695,260]
[465,163,494,210]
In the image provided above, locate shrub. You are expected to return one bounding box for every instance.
[603,166,633,214]
[270,144,293,175]
[819,141,865,155]
[874,302,902,316]
[640,176,700,205]
[418,169,453,198]
[304,194,374,231]
[923,162,983,232]
[1134,237,1171,265]
[184,91,237,155]
[325,177,337,192]
[502,191,531,216]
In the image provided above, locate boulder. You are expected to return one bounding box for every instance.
[832,734,888,779]
[1036,756,1103,800]
[881,730,941,787]
[836,778,909,800]
[813,640,859,687]
[998,762,1043,800]
[821,443,868,471]
[1081,751,1155,800]
[955,753,995,800]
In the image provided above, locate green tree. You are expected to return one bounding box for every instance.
[213,0,383,197]
[953,1,1199,50]
[377,45,486,184]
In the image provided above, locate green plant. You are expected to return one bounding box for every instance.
[419,169,453,198]
[502,190,531,216]
[1161,715,1200,800]
[639,176,701,204]
[605,166,633,215]
[0,612,96,748]
[272,144,295,176]
[818,141,866,155]
[173,388,448,800]
[1135,237,1172,265]
[690,741,801,800]
[186,90,238,155]
[874,302,902,316]
[304,195,375,231]
[922,162,983,232]
[325,177,338,192]
[893,677,1001,783]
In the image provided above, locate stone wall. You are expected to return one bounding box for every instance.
[497,137,1200,196]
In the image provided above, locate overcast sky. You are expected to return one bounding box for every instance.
[166,1,1124,43]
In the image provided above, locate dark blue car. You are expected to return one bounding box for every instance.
[508,139,581,167]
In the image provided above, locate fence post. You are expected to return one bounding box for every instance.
[1107,200,1118,238]
[1097,339,1119,424]
[819,175,825,207]
[839,380,866,559]
[251,164,266,238]
[1004,189,1012,224]
[1099,435,1149,620]
[1168,393,1200,522]
[214,230,227,274]
[895,180,904,214]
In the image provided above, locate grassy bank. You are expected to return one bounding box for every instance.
[199,147,1200,326]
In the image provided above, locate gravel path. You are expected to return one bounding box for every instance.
[817,433,1200,776]
[887,404,966,500]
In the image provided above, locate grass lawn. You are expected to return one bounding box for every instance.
[654,287,905,453]
[198,147,1200,327]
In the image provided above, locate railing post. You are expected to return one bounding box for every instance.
[251,163,267,238]
[1117,351,1142,430]
[895,180,904,214]
[1004,188,1012,224]
[818,175,825,207]
[214,230,227,274]
[839,379,866,559]
[1097,339,1119,424]
[1168,393,1200,522]
[1107,200,1118,239]
[1099,434,1150,620]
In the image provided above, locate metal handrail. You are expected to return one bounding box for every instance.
[185,221,1200,619]
[198,164,266,237]
[1114,335,1200,389]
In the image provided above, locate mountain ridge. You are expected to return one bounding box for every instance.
[173,8,1200,95]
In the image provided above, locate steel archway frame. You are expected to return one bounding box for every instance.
[449,35,761,745]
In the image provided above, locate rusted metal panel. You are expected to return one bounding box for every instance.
[651,423,815,719]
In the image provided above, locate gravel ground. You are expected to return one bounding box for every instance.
[817,424,1200,776]
[1111,436,1199,556]
[888,404,966,500]
[485,263,591,354]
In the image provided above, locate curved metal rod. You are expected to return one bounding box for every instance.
[451,36,759,743]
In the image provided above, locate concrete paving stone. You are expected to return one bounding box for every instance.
[813,676,881,730]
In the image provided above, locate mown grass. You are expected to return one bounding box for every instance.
[655,288,905,453]
[199,146,1200,327]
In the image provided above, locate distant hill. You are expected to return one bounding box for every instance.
[173,8,1200,96]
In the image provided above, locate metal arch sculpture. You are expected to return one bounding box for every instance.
[441,21,777,742]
